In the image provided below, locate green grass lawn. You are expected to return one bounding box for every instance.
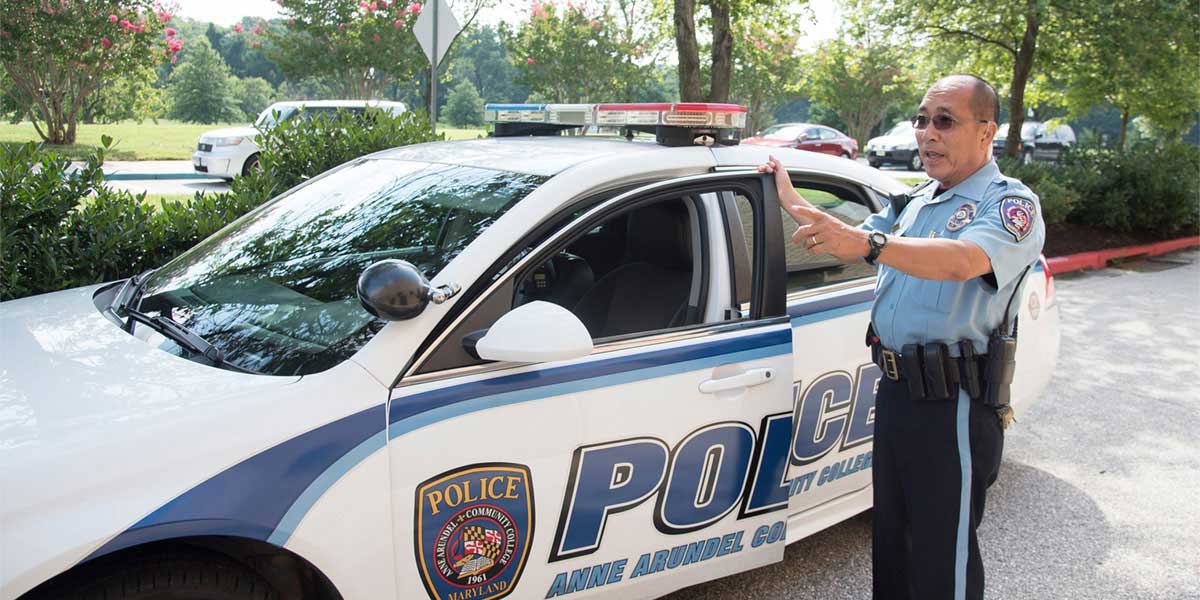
[0,120,489,160]
[0,120,233,160]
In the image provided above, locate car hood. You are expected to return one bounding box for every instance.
[0,284,297,454]
[741,137,795,147]
[868,134,917,147]
[199,126,258,140]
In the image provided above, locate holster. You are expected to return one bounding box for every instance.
[984,332,1018,408]
[958,341,984,401]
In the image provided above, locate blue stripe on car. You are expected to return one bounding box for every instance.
[84,291,869,561]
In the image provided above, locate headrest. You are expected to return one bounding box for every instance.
[625,200,692,269]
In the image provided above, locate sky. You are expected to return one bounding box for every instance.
[173,0,843,40]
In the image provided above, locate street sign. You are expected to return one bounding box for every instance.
[413,0,459,68]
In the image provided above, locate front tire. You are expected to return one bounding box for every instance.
[241,153,261,177]
[840,152,851,160]
[909,151,923,171]
[868,159,881,168]
[29,548,281,600]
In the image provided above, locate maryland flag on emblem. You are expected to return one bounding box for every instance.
[454,525,503,577]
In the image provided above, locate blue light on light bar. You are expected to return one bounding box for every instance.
[484,103,548,124]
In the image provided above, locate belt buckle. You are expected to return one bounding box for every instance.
[880,349,900,380]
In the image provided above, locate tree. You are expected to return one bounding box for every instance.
[674,0,784,103]
[270,0,489,111]
[803,38,917,147]
[231,77,276,119]
[504,1,655,102]
[0,0,179,144]
[863,0,1073,159]
[1059,1,1200,150]
[168,37,241,123]
[446,26,528,103]
[444,79,484,126]
[83,64,165,123]
[728,6,804,133]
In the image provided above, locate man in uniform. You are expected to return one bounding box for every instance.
[759,74,1045,600]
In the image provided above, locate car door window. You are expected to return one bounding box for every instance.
[820,128,839,140]
[804,127,823,141]
[729,180,876,298]
[415,194,713,374]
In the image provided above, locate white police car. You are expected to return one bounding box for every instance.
[1,103,1060,600]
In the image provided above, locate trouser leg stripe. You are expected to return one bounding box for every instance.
[954,389,971,600]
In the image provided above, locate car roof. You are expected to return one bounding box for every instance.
[271,100,407,109]
[371,136,676,177]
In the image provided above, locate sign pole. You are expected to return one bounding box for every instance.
[430,0,439,134]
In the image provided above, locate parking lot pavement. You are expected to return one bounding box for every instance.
[670,249,1200,600]
[82,160,231,196]
[855,156,925,178]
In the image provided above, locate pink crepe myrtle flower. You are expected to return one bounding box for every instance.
[406,2,421,15]
[359,0,369,8]
[252,26,262,34]
[167,38,183,53]
[165,27,176,37]
[233,23,244,33]
[591,19,601,30]
[370,1,378,10]
[526,57,535,65]
[157,11,171,23]
[251,40,261,48]
[101,37,112,48]
[120,19,132,29]
[372,33,381,43]
[393,19,405,28]
[171,54,177,64]
[108,14,118,23]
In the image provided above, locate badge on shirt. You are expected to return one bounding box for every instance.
[1000,196,1036,241]
[945,202,976,231]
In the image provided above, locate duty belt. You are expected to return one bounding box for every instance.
[865,326,986,402]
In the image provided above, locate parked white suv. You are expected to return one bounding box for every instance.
[191,100,407,180]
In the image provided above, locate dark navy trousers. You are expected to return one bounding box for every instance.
[871,376,1004,600]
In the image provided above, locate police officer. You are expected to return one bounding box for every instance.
[759,74,1045,600]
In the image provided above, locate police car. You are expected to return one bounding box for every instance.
[1,103,1060,600]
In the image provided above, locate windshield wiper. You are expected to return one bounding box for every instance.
[112,269,157,331]
[122,307,252,373]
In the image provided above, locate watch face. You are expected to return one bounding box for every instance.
[871,232,886,245]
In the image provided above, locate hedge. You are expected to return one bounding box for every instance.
[0,109,440,301]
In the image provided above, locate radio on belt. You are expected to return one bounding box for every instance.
[483,102,748,147]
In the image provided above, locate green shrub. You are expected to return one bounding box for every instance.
[0,109,439,301]
[233,107,443,203]
[445,80,486,128]
[1000,145,1200,235]
[1062,145,1199,235]
[996,158,1080,225]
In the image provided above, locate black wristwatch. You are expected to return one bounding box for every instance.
[865,232,888,265]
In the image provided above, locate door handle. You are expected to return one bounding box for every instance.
[699,368,775,394]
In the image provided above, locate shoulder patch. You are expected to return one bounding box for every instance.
[1000,196,1036,241]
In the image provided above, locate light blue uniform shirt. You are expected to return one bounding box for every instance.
[861,160,1046,354]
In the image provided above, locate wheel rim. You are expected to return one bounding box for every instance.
[910,153,922,170]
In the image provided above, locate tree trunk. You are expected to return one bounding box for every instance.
[1004,5,1039,159]
[706,0,732,103]
[1117,108,1129,152]
[673,0,702,102]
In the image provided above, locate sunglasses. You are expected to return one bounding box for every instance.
[910,114,991,131]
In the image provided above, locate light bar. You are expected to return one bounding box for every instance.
[483,102,748,146]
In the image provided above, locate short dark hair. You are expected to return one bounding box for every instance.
[942,73,1001,123]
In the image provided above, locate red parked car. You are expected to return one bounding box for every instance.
[742,122,858,159]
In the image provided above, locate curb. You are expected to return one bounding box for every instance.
[104,172,223,181]
[1046,236,1200,275]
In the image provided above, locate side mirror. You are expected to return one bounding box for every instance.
[797,134,809,141]
[357,259,460,321]
[466,301,593,363]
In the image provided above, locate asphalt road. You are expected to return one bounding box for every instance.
[669,249,1200,600]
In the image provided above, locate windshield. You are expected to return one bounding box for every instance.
[996,123,1040,139]
[136,160,546,376]
[886,121,913,136]
[254,104,298,129]
[762,125,806,140]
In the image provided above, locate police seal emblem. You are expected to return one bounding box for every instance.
[945,202,976,232]
[1000,196,1036,241]
[415,463,534,600]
